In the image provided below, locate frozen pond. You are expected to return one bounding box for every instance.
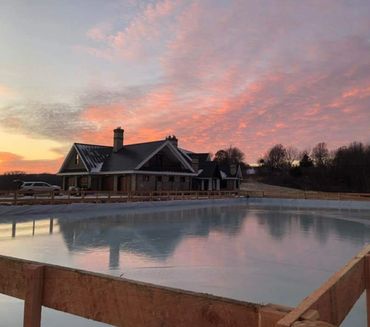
[0,203,369,326]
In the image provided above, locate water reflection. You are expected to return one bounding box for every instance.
[0,205,369,326]
[57,206,248,269]
[253,207,370,245]
[0,218,58,239]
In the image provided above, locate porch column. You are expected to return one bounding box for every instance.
[216,179,220,191]
[131,174,136,192]
[208,178,212,191]
[201,180,204,191]
[74,176,78,187]
[62,176,67,190]
[87,176,92,189]
[113,175,118,192]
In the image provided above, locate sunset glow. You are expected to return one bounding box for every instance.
[1,0,369,173]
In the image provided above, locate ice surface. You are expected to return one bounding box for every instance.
[0,200,369,326]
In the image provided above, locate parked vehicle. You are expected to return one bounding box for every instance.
[19,182,61,196]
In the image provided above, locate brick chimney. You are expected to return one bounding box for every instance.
[166,135,178,148]
[113,127,124,152]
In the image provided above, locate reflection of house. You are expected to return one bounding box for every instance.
[57,206,247,269]
[58,127,242,191]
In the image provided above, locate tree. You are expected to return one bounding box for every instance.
[258,158,265,166]
[213,146,246,165]
[266,144,287,169]
[285,146,299,167]
[299,152,314,168]
[3,171,26,176]
[312,142,329,167]
[214,150,228,164]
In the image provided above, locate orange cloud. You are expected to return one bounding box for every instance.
[0,152,62,174]
[0,84,16,98]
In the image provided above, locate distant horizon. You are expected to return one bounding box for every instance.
[1,1,370,173]
[0,136,368,175]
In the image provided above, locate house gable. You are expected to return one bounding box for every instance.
[58,145,88,174]
[136,142,195,173]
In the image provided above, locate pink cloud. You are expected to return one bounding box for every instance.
[84,0,179,60]
[54,1,370,163]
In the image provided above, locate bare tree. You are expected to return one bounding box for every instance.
[266,144,287,169]
[285,146,299,167]
[214,146,246,165]
[312,142,329,167]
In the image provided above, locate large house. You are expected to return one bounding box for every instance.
[58,128,242,192]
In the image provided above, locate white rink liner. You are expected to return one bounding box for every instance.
[0,197,369,220]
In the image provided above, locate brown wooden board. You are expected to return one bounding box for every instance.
[0,255,261,327]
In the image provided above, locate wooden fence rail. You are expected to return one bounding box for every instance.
[0,255,289,327]
[0,190,239,205]
[0,189,369,206]
[0,246,369,326]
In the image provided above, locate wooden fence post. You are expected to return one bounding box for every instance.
[23,264,44,327]
[366,255,370,327]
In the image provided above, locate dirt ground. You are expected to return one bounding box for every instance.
[240,181,305,194]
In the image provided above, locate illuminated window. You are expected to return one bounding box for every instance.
[75,154,80,165]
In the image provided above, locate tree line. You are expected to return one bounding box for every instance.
[1,142,369,193]
[212,141,370,193]
[259,141,370,193]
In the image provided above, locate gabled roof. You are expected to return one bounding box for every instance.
[189,153,211,164]
[74,143,112,172]
[59,140,195,174]
[178,148,193,163]
[197,161,221,178]
[219,163,242,179]
[101,140,166,171]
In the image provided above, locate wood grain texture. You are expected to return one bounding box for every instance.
[23,265,44,327]
[0,255,261,327]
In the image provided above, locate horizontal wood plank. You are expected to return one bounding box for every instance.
[0,255,260,327]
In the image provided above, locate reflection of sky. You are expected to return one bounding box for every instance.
[0,205,369,326]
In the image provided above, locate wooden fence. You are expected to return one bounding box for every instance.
[0,189,369,205]
[0,190,239,205]
[0,245,369,326]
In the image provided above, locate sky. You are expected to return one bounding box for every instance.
[0,0,370,173]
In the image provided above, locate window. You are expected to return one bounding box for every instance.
[169,176,175,182]
[156,176,162,182]
[75,154,80,165]
[143,175,150,182]
[180,176,186,183]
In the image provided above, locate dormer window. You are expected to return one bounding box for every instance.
[75,154,80,165]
